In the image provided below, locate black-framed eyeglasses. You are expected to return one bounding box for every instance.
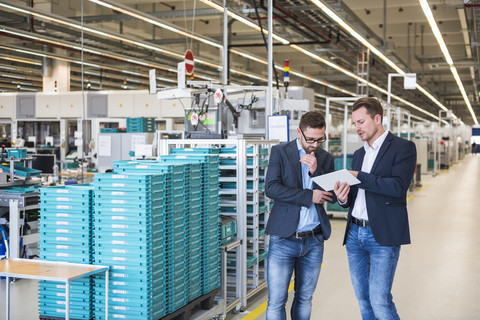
[300,129,326,144]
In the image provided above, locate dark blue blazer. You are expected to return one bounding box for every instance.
[265,139,334,239]
[342,132,417,246]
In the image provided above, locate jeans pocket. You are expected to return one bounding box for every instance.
[313,234,324,244]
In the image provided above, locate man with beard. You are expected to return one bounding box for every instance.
[265,111,335,320]
[334,97,416,320]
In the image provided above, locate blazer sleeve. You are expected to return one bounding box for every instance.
[357,140,417,197]
[265,145,313,208]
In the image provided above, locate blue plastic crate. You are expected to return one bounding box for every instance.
[94,223,162,235]
[40,193,93,203]
[40,254,92,264]
[93,231,154,243]
[39,308,91,320]
[171,148,220,154]
[40,224,92,236]
[94,172,164,184]
[40,215,91,225]
[93,255,157,267]
[0,163,41,177]
[7,148,27,158]
[39,280,91,291]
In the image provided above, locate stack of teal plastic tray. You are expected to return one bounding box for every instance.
[38,184,95,320]
[168,150,221,295]
[126,117,155,133]
[112,161,188,315]
[93,173,167,320]
[164,152,221,298]
[157,156,204,302]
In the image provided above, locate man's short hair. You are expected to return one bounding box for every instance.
[352,97,383,120]
[299,111,326,131]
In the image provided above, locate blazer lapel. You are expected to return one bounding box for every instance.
[370,132,392,173]
[286,140,303,187]
[353,148,366,171]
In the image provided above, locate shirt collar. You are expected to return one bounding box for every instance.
[296,138,305,154]
[364,130,389,151]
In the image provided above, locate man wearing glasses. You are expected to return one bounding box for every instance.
[265,111,335,320]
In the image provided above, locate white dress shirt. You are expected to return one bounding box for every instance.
[351,130,389,221]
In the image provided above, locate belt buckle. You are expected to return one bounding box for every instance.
[295,231,306,239]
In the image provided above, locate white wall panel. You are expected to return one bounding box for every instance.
[160,97,190,118]
[108,91,135,117]
[59,92,84,118]
[0,93,16,119]
[36,93,60,118]
[134,90,161,117]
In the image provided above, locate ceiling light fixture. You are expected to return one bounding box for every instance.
[199,0,290,44]
[89,0,223,49]
[310,0,468,122]
[202,0,442,121]
[419,0,477,124]
[0,56,42,66]
[0,0,440,119]
[0,1,348,96]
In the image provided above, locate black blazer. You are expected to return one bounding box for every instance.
[341,132,417,246]
[265,139,335,239]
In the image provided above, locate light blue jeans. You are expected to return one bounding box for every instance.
[266,234,324,320]
[346,224,401,320]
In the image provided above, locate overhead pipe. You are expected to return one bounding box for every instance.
[407,22,411,67]
[383,0,387,49]
[223,0,228,85]
[26,0,34,32]
[230,40,329,48]
[262,0,352,53]
[264,0,435,111]
[259,0,334,43]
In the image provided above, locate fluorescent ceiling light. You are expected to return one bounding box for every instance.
[0,65,16,71]
[1,74,25,79]
[202,0,442,121]
[419,0,477,124]
[0,56,41,65]
[89,0,223,49]
[310,0,469,122]
[1,0,444,121]
[0,0,360,98]
[200,0,290,44]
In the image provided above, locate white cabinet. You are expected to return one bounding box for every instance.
[160,97,189,118]
[59,92,84,118]
[0,93,16,119]
[134,90,161,117]
[36,93,59,118]
[107,91,135,117]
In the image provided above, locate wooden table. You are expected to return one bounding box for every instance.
[0,258,109,320]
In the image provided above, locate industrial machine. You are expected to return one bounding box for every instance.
[158,81,312,141]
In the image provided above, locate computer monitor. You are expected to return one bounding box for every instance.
[31,154,56,174]
[185,108,222,138]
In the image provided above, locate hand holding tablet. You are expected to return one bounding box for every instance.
[311,169,360,191]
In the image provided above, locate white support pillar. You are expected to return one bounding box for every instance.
[43,50,71,92]
[9,199,20,259]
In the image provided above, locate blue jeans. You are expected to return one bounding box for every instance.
[266,234,324,320]
[346,224,401,320]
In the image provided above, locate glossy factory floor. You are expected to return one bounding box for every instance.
[1,155,480,320]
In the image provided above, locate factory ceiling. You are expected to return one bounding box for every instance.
[0,0,479,125]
